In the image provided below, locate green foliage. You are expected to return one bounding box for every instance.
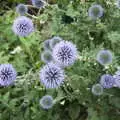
[0,0,120,120]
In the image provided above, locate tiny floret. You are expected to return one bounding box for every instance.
[12,16,34,37]
[52,41,78,67]
[40,95,53,109]
[40,63,64,88]
[100,74,115,89]
[88,4,104,19]
[92,84,103,96]
[96,50,113,66]
[16,4,28,15]
[0,64,17,86]
[31,0,45,8]
[41,50,53,63]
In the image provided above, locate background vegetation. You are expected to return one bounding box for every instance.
[0,0,120,120]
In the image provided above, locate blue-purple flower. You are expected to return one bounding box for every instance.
[40,63,64,88]
[16,4,28,15]
[40,95,53,109]
[41,50,53,63]
[100,74,115,89]
[43,37,62,51]
[52,41,78,67]
[49,36,62,49]
[88,4,104,19]
[31,0,45,8]
[113,70,120,88]
[0,64,17,86]
[43,39,52,51]
[116,0,120,8]
[96,50,113,66]
[12,16,34,37]
[92,84,103,96]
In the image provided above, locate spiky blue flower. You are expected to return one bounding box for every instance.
[92,84,103,96]
[12,16,34,37]
[41,50,53,63]
[16,4,28,15]
[88,4,104,19]
[113,70,120,88]
[96,50,113,66]
[49,36,62,49]
[0,64,17,86]
[114,76,120,88]
[40,63,64,88]
[40,95,53,109]
[52,41,78,67]
[116,0,120,8]
[100,74,115,89]
[43,39,52,51]
[31,0,45,8]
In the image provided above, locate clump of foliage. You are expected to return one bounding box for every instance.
[0,0,120,120]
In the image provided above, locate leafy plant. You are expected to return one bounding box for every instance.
[0,0,120,120]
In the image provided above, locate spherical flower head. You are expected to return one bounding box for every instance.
[41,50,53,63]
[49,36,62,49]
[40,63,64,88]
[113,70,120,88]
[113,75,120,88]
[116,0,120,8]
[88,4,104,19]
[52,41,78,67]
[31,0,45,8]
[16,4,28,15]
[100,74,115,89]
[43,39,52,51]
[12,16,34,37]
[96,50,113,66]
[0,64,17,86]
[40,95,53,109]
[92,84,103,96]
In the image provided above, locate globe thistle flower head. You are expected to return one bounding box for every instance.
[88,4,104,19]
[100,74,115,89]
[96,50,113,66]
[16,4,28,15]
[40,95,53,109]
[92,84,103,96]
[113,75,120,88]
[12,16,34,37]
[116,0,120,8]
[31,0,45,8]
[0,64,17,86]
[41,50,53,63]
[49,36,62,49]
[52,41,78,67]
[113,70,120,88]
[43,39,52,51]
[40,63,64,88]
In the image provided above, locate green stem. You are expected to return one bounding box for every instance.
[19,37,35,66]
[26,13,39,19]
[26,5,38,9]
